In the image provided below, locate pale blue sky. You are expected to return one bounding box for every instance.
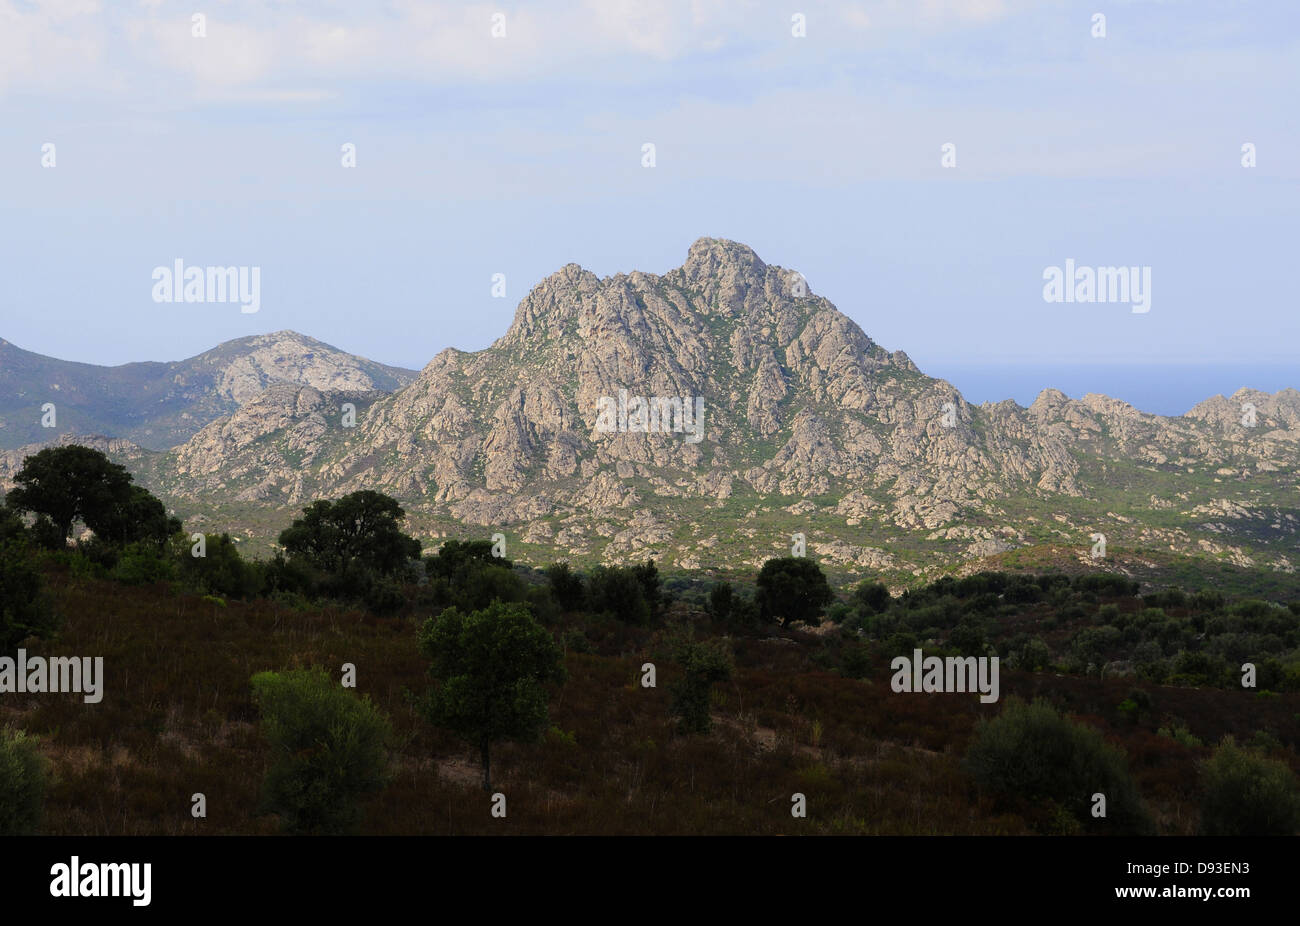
[1,0,1297,413]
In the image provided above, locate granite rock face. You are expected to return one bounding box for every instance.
[8,240,1298,574]
[0,331,416,451]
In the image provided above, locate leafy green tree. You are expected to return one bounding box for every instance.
[669,637,733,734]
[6,445,173,544]
[278,490,421,579]
[173,532,262,599]
[426,539,507,579]
[1073,573,1139,597]
[0,726,48,835]
[964,697,1152,834]
[422,539,526,613]
[0,505,25,544]
[455,564,528,612]
[111,541,177,586]
[361,574,407,616]
[250,667,392,834]
[631,560,664,621]
[708,581,735,622]
[1069,625,1123,675]
[1016,636,1052,672]
[587,564,652,624]
[853,580,891,615]
[259,550,321,600]
[727,595,761,631]
[419,600,566,791]
[707,581,761,631]
[26,515,65,552]
[840,643,872,679]
[544,561,586,611]
[1199,738,1300,835]
[755,556,834,628]
[92,484,180,547]
[0,542,60,657]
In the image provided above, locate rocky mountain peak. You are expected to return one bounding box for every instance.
[501,263,602,346]
[497,239,828,361]
[40,239,1292,578]
[679,237,767,283]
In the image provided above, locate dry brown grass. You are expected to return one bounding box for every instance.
[9,562,1295,835]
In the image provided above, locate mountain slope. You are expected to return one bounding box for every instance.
[0,331,417,450]
[136,238,1299,578]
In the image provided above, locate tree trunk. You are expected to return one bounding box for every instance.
[480,739,491,792]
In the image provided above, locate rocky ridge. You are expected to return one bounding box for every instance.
[5,239,1298,577]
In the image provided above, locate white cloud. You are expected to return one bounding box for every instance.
[918,0,1011,24]
[128,17,278,88]
[0,0,106,93]
[0,0,1034,99]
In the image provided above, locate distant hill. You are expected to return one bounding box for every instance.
[0,331,417,450]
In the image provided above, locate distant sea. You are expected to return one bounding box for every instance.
[925,364,1298,418]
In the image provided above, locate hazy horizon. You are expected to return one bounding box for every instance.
[5,324,1293,420]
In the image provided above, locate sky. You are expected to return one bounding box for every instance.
[1,0,1297,414]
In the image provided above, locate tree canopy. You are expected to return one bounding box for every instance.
[418,600,566,791]
[0,542,60,657]
[278,490,421,578]
[6,445,177,545]
[250,667,392,834]
[755,556,834,628]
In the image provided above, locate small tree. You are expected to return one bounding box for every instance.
[587,564,651,624]
[250,667,392,834]
[111,541,177,586]
[455,564,528,613]
[0,505,25,544]
[6,445,173,544]
[27,515,65,551]
[708,581,735,622]
[0,541,60,657]
[853,580,891,615]
[755,556,834,628]
[279,490,421,579]
[1199,737,1300,836]
[708,582,760,632]
[631,560,664,621]
[0,726,48,835]
[964,697,1151,834]
[426,539,507,580]
[544,561,586,611]
[669,637,733,734]
[173,532,262,599]
[422,539,526,613]
[419,600,566,791]
[92,484,180,547]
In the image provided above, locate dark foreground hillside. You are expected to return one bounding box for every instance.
[9,560,1298,836]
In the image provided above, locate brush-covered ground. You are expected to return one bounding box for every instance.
[7,555,1298,836]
